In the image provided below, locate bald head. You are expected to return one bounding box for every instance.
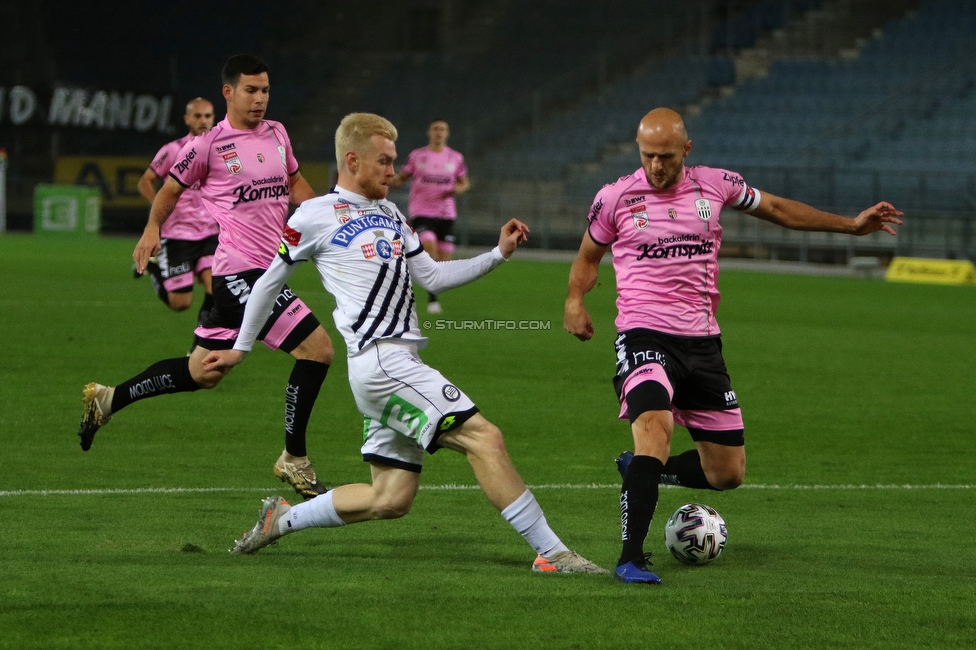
[184,97,215,137]
[638,108,688,142]
[636,108,691,189]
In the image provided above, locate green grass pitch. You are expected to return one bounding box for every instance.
[0,234,974,650]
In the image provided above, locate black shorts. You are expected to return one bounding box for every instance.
[194,268,320,353]
[157,235,219,293]
[612,328,744,443]
[410,216,456,244]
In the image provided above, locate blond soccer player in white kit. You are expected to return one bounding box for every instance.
[204,113,607,574]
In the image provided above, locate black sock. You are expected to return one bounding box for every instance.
[111,357,200,413]
[618,455,664,567]
[146,261,168,304]
[661,449,718,490]
[427,292,437,303]
[284,360,329,457]
[197,292,215,327]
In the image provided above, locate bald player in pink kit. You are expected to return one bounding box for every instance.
[78,55,334,501]
[136,97,218,321]
[389,119,470,314]
[564,108,903,584]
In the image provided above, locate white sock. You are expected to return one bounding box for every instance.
[500,490,569,558]
[278,490,346,535]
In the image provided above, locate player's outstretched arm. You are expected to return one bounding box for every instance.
[850,201,904,236]
[133,177,184,273]
[751,192,903,235]
[497,218,529,259]
[407,219,528,294]
[564,231,607,342]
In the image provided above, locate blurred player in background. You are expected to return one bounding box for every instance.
[389,118,469,314]
[564,107,903,584]
[206,113,605,575]
[135,97,217,324]
[78,55,334,501]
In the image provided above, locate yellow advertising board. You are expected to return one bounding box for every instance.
[54,157,333,209]
[885,256,976,286]
[55,156,150,208]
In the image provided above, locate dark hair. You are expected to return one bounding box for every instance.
[429,118,448,126]
[222,54,269,87]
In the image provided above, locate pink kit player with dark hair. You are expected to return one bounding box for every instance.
[389,119,469,314]
[78,55,334,501]
[564,107,903,585]
[135,97,218,323]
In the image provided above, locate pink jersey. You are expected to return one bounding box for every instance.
[149,134,219,241]
[587,166,761,337]
[169,117,299,275]
[401,145,467,219]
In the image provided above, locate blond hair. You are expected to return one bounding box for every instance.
[335,113,398,169]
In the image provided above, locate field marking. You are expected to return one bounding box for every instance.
[0,483,972,498]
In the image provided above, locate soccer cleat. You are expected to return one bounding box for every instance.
[615,450,634,479]
[614,553,662,584]
[532,551,610,574]
[426,301,443,314]
[273,452,328,500]
[230,495,291,555]
[79,383,115,451]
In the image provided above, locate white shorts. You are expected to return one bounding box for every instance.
[348,339,478,473]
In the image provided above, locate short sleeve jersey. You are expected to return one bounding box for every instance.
[587,166,761,337]
[401,145,467,219]
[276,187,426,355]
[149,134,218,241]
[168,117,299,275]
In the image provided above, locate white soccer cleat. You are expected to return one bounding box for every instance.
[532,551,610,574]
[426,301,443,314]
[230,495,291,555]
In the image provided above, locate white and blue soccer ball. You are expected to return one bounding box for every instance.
[664,503,728,565]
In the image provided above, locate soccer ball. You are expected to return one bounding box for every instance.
[664,503,728,565]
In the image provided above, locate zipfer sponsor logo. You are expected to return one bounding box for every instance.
[174,148,196,174]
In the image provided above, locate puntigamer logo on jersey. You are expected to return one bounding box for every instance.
[231,176,289,205]
[330,213,404,247]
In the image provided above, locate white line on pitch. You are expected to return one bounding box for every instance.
[0,483,972,498]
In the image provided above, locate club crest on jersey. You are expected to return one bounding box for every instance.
[668,208,677,219]
[257,153,265,163]
[334,202,351,224]
[223,151,243,175]
[696,199,712,221]
[361,230,402,261]
[277,145,286,165]
[631,205,649,230]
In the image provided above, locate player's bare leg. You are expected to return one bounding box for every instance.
[440,414,608,574]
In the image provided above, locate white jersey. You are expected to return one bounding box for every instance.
[232,185,507,357]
